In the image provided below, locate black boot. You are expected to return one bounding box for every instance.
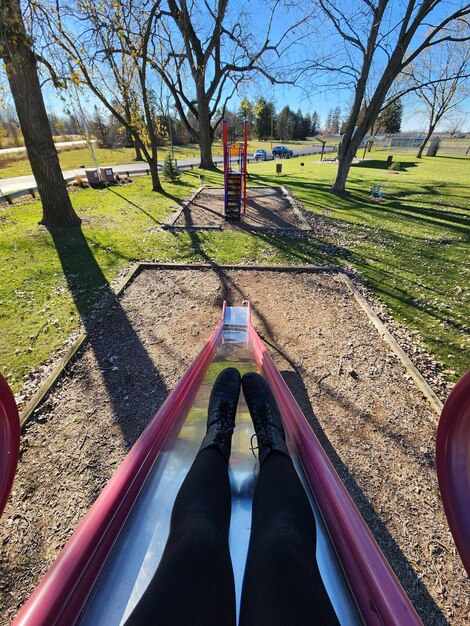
[242,372,290,465]
[199,367,241,462]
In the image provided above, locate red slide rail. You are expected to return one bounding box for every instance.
[0,374,20,519]
[436,369,470,577]
[13,308,225,626]
[248,320,422,625]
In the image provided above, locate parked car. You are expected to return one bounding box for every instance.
[253,149,267,161]
[272,145,293,158]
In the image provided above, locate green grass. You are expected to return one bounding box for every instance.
[1,151,468,394]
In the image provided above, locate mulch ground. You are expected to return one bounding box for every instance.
[167,186,310,230]
[0,268,468,625]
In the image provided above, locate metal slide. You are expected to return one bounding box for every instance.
[436,370,470,578]
[0,374,20,519]
[13,304,422,625]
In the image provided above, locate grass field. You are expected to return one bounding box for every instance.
[0,140,319,178]
[0,151,468,394]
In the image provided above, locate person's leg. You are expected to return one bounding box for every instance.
[126,368,241,626]
[239,373,339,626]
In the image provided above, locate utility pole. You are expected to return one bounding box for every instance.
[270,110,274,150]
[166,96,175,159]
[68,61,99,171]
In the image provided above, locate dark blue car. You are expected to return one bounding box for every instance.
[272,145,293,158]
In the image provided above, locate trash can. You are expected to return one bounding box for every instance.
[386,155,393,166]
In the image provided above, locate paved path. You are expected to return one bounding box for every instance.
[0,146,326,197]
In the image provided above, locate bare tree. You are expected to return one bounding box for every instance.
[33,0,166,192]
[444,110,468,138]
[0,0,81,227]
[147,0,312,169]
[0,106,23,147]
[308,0,470,194]
[408,41,470,157]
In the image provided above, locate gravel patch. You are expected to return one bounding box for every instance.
[1,268,467,625]
[167,186,309,230]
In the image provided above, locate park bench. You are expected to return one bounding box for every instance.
[79,167,117,188]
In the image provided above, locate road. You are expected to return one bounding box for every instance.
[0,146,327,198]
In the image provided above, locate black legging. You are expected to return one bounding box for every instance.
[126,447,339,626]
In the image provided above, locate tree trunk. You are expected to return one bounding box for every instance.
[331,132,363,195]
[417,124,436,158]
[197,93,216,170]
[0,0,81,228]
[148,159,163,192]
[331,153,355,195]
[134,141,144,161]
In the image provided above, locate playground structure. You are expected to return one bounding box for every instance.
[222,119,248,220]
[0,296,469,624]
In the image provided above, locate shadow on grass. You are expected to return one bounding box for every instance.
[272,177,469,237]
[384,201,470,235]
[47,226,169,449]
[352,159,418,170]
[104,184,173,226]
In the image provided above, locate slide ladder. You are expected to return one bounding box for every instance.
[222,119,248,220]
[225,172,243,219]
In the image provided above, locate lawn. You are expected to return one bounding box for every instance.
[0,151,468,395]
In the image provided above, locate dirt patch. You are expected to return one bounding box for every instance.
[166,186,310,230]
[0,268,467,625]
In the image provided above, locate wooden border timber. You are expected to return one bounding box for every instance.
[18,262,443,429]
[340,274,443,417]
[136,262,339,272]
[161,186,204,229]
[279,186,311,231]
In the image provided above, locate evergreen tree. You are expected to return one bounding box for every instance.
[331,106,341,134]
[381,100,403,134]
[254,98,274,140]
[293,109,303,139]
[302,113,311,138]
[325,109,333,133]
[277,106,294,139]
[310,111,320,135]
[162,152,181,182]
